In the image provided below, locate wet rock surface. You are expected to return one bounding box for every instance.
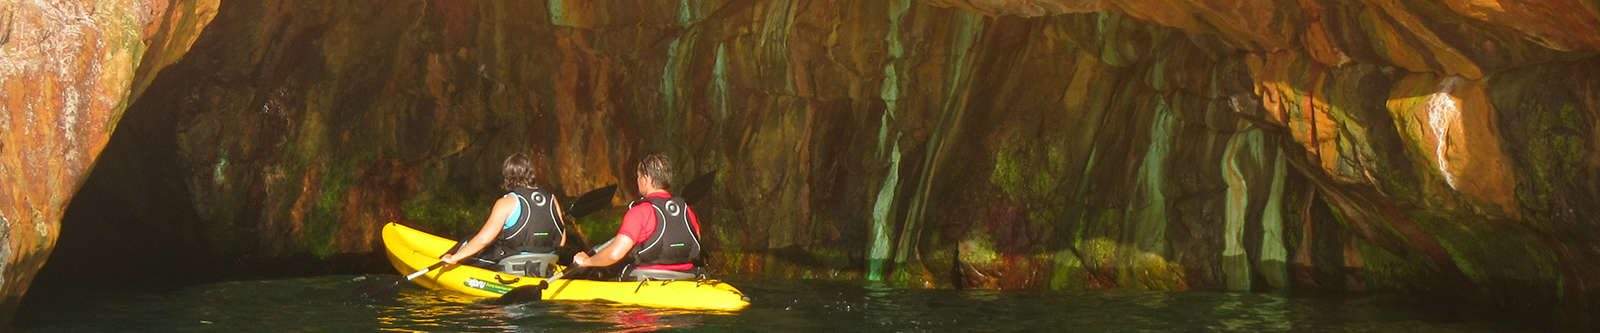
[0,0,217,325]
[8,0,1600,328]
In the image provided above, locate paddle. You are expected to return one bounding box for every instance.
[368,185,617,299]
[488,266,587,304]
[534,181,625,294]
[404,261,446,281]
[493,185,615,303]
[560,184,615,256]
[496,170,720,304]
[361,259,444,298]
[677,170,716,268]
[565,184,617,228]
[679,169,717,207]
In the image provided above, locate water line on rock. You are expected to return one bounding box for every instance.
[1221,129,1257,291]
[895,10,985,267]
[1307,74,1322,170]
[0,222,9,294]
[713,43,730,121]
[1,8,12,47]
[677,0,693,26]
[866,0,910,281]
[1260,145,1289,290]
[875,0,909,160]
[661,0,702,117]
[757,0,798,96]
[1116,100,1178,289]
[661,37,689,115]
[546,0,571,27]
[1128,101,1175,254]
[61,88,83,168]
[869,142,902,281]
[212,151,228,186]
[1219,128,1291,291]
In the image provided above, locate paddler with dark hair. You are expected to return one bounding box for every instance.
[440,152,568,268]
[572,152,704,280]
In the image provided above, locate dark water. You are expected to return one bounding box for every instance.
[19,275,1535,332]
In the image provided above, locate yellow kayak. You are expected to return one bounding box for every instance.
[382,222,750,311]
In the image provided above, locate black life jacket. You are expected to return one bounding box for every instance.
[629,195,701,266]
[494,186,564,256]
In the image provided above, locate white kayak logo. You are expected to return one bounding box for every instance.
[665,201,682,217]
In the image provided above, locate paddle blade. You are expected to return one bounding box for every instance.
[566,185,617,218]
[488,284,546,305]
[354,276,404,299]
[680,170,717,205]
[560,185,613,255]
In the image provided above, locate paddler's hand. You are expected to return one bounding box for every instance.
[573,252,591,267]
[440,253,462,265]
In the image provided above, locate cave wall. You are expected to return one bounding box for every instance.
[0,0,218,325]
[10,0,1600,327]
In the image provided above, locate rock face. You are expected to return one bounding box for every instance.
[0,0,218,325]
[12,0,1600,327]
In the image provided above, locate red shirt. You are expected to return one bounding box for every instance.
[617,191,702,271]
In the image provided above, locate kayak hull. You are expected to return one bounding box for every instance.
[382,222,749,311]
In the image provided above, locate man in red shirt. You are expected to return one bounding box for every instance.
[574,153,703,278]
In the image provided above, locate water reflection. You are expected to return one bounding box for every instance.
[376,288,520,331]
[1207,292,1291,331]
[862,281,908,329]
[373,282,720,332]
[18,275,1536,332]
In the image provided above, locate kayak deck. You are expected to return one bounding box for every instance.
[382,222,750,311]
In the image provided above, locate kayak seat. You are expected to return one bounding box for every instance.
[498,253,559,278]
[629,268,697,281]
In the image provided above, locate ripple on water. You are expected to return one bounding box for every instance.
[17,275,1541,332]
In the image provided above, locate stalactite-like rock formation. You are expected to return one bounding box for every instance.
[8,0,1600,328]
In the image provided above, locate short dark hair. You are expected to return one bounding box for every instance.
[502,153,536,190]
[636,153,673,189]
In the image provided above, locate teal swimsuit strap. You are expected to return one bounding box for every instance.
[503,193,524,231]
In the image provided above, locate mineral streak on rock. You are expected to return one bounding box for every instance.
[8,0,1600,328]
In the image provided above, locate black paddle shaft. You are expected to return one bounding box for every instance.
[562,185,616,256]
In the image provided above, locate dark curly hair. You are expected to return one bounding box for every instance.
[502,153,537,191]
[636,152,673,189]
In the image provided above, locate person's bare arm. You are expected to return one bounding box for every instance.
[575,235,634,267]
[441,196,516,264]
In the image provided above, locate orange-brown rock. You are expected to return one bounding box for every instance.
[8,0,1600,328]
[0,0,216,326]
